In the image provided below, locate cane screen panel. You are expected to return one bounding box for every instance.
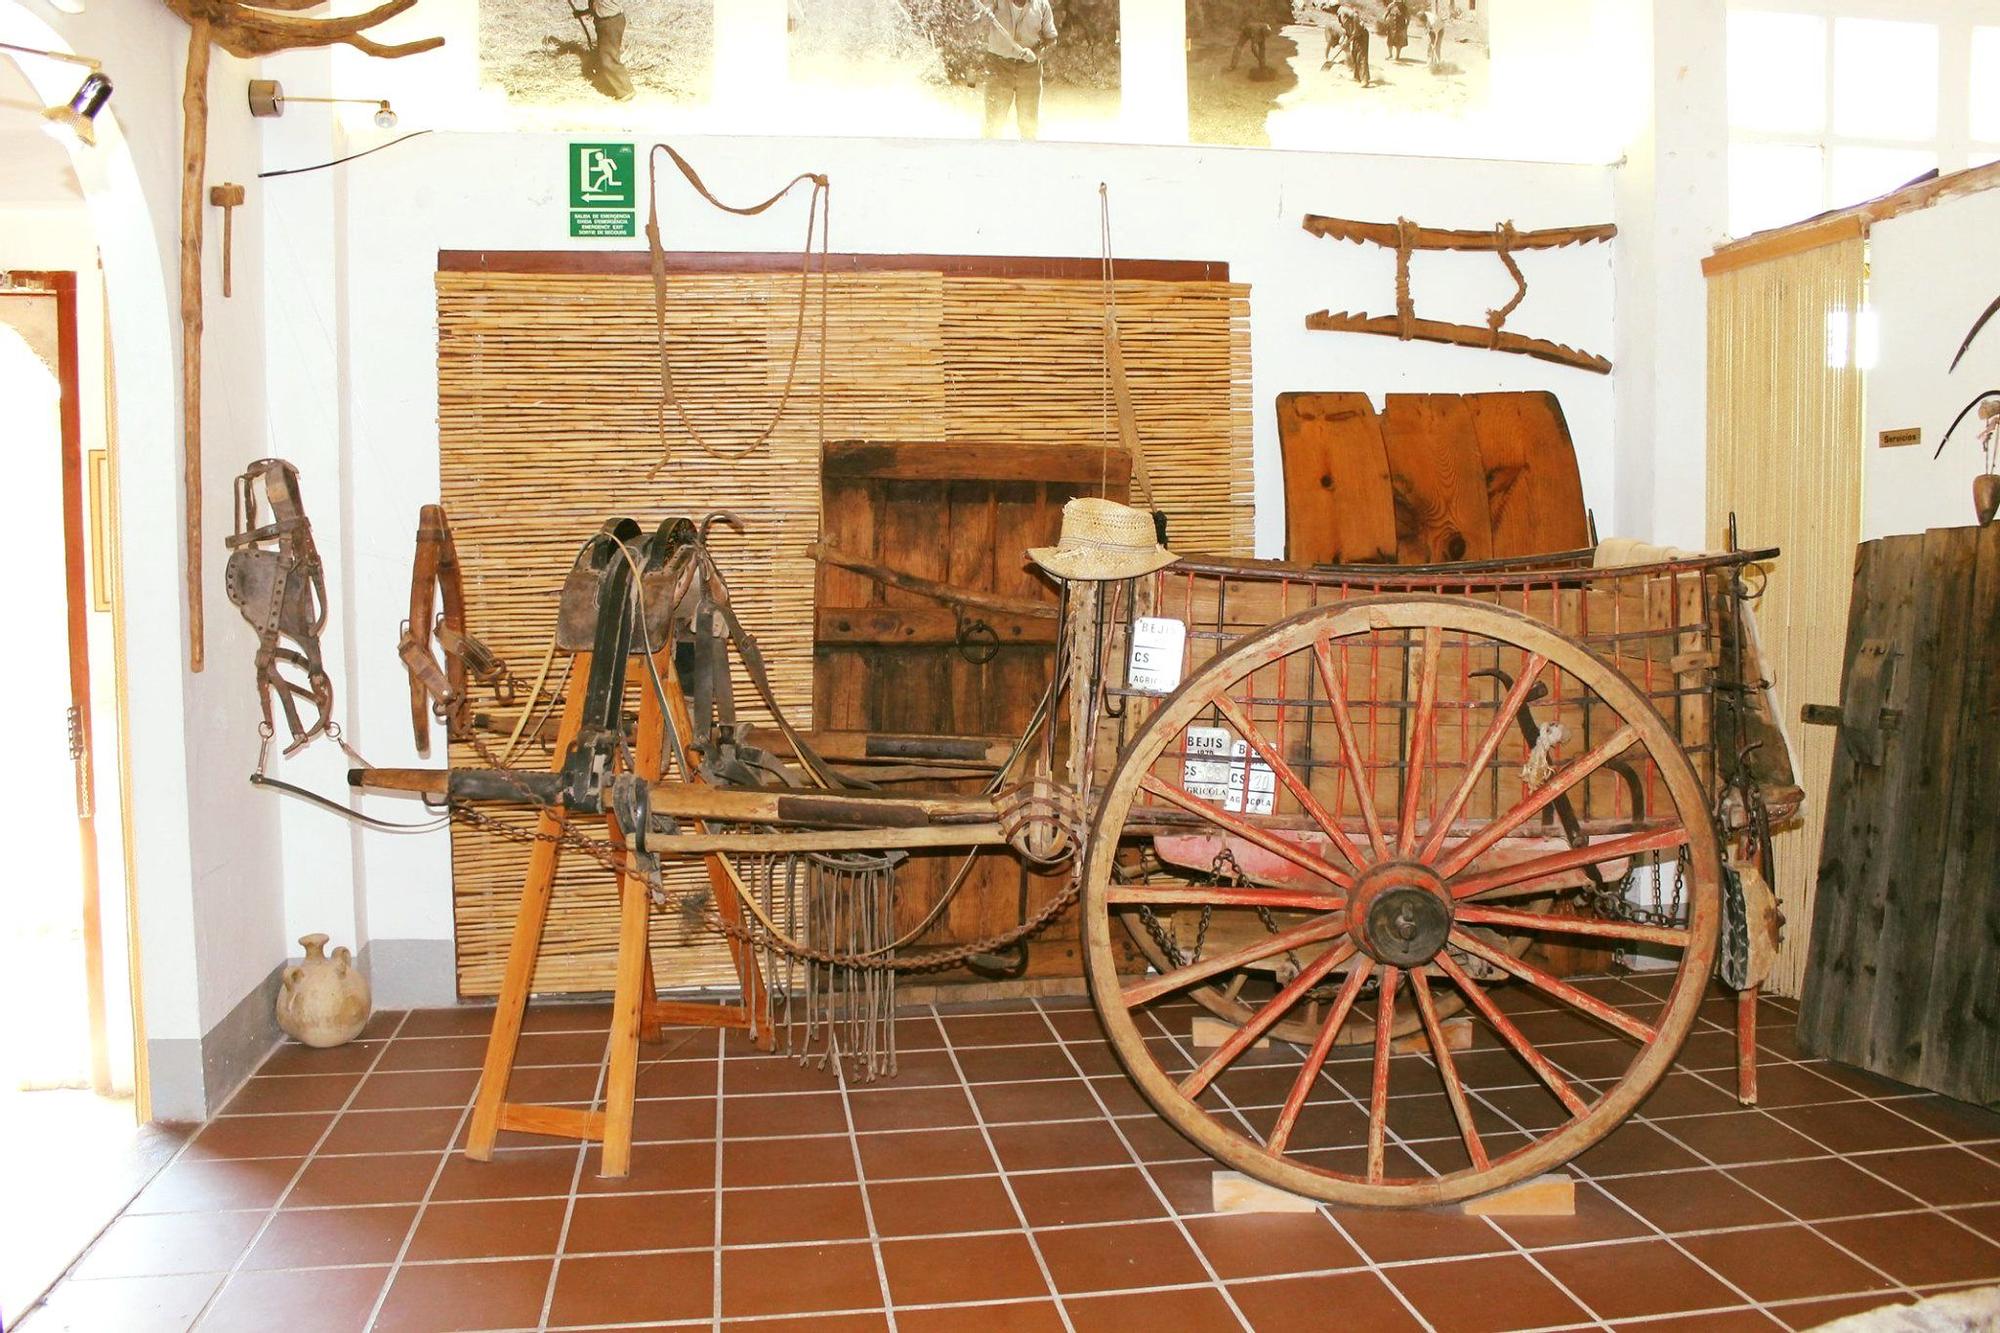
[435,257,1251,997]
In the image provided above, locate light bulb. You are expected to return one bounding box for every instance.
[374,102,398,129]
[41,71,112,148]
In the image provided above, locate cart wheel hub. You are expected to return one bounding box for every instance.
[1349,861,1454,967]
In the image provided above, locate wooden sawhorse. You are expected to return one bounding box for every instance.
[462,644,772,1177]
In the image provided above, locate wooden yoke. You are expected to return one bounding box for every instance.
[463,519,771,1178]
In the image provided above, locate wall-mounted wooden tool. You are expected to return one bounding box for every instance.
[1302,215,1617,374]
[208,183,244,298]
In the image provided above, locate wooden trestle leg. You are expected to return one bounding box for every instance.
[465,646,775,1179]
[466,657,595,1162]
[1735,985,1760,1105]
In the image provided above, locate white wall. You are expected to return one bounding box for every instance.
[1613,0,1730,548]
[4,0,286,1116]
[1862,185,2000,539]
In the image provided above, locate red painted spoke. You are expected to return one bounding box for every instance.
[1266,960,1374,1155]
[1139,774,1354,890]
[1409,969,1487,1170]
[1211,692,1367,872]
[1179,943,1357,1100]
[1448,930,1658,1043]
[1455,904,1690,949]
[1367,966,1400,1182]
[1397,627,1442,857]
[1417,653,1548,864]
[1436,723,1639,878]
[1106,885,1343,913]
[1310,637,1389,859]
[1435,949,1590,1118]
[1122,912,1346,1008]
[1449,826,1690,900]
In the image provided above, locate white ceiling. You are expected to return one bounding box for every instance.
[0,57,84,207]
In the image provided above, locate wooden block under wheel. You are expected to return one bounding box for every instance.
[1191,1015,1270,1050]
[1460,1174,1575,1217]
[1213,1171,1318,1214]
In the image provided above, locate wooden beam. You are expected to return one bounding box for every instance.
[822,439,1132,485]
[809,542,1057,619]
[816,605,1056,647]
[437,250,1231,281]
[1701,214,1866,278]
[1305,310,1611,375]
[1704,159,2000,278]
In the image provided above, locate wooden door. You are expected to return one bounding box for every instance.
[815,441,1141,982]
[0,273,111,1092]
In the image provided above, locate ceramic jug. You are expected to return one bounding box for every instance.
[276,933,371,1048]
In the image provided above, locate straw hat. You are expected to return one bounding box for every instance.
[1028,498,1178,581]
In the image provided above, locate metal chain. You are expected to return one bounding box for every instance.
[443,719,1085,972]
[697,864,1082,974]
[1580,848,1689,930]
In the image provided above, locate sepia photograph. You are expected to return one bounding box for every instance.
[1189,0,1491,148]
[784,0,1120,141]
[479,0,714,108]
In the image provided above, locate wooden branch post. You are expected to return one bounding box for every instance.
[181,22,210,671]
[159,0,444,672]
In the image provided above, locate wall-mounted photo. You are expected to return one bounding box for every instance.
[1189,0,1491,148]
[784,0,1121,141]
[479,0,715,109]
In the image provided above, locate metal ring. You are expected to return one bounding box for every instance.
[956,618,1001,665]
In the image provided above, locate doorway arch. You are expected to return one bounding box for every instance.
[1,1,204,1122]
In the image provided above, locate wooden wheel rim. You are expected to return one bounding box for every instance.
[1082,595,1722,1208]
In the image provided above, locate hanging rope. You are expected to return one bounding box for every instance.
[1486,220,1527,348]
[1098,182,1156,510]
[644,143,831,475]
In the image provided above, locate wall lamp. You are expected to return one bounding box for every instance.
[0,41,113,147]
[247,78,397,128]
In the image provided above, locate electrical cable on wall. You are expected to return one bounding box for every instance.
[259,129,433,180]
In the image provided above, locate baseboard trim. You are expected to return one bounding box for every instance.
[147,960,286,1122]
[359,938,459,1011]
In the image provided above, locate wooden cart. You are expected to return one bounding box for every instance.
[362,527,1795,1208]
[1070,546,1793,1206]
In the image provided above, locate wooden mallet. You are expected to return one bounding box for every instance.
[209,182,245,298]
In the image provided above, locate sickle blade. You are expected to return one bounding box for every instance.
[1950,294,2000,374]
[1935,389,2000,460]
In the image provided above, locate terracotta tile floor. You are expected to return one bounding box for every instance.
[19,981,2000,1331]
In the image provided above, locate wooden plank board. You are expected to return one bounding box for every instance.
[1464,391,1590,557]
[1380,394,1495,565]
[1276,392,1396,565]
[1917,523,2000,1101]
[1861,527,1977,1081]
[1798,525,2000,1102]
[1798,535,1922,1063]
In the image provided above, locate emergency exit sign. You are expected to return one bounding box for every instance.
[569,142,635,239]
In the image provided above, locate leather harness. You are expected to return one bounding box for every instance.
[224,459,333,756]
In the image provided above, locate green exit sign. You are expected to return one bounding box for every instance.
[569,142,635,238]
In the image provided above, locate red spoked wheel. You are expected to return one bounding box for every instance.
[1081,596,1721,1207]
